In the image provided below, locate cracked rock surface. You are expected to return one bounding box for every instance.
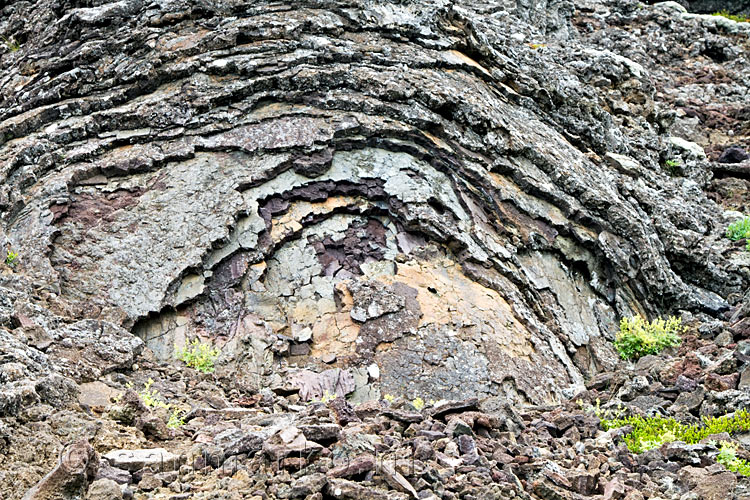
[1,0,749,499]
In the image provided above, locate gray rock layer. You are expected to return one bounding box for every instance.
[0,0,746,407]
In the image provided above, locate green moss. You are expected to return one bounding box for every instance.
[175,339,220,373]
[614,316,683,361]
[712,10,750,23]
[602,410,750,453]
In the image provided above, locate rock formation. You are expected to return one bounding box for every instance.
[0,0,749,499]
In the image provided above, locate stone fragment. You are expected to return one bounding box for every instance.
[445,418,473,437]
[328,397,361,426]
[704,372,738,391]
[22,440,98,500]
[137,472,161,491]
[739,367,750,390]
[299,423,341,442]
[603,478,626,500]
[107,390,147,426]
[290,472,326,496]
[380,462,418,499]
[85,479,122,500]
[95,460,131,485]
[679,466,737,500]
[428,398,479,419]
[380,408,423,423]
[263,427,324,461]
[327,454,376,478]
[293,327,312,342]
[718,146,749,164]
[326,478,390,499]
[103,449,181,473]
[367,363,380,380]
[213,428,265,459]
[289,369,355,401]
[135,413,169,441]
[79,382,120,411]
[457,435,479,465]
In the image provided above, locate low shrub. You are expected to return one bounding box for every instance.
[602,409,750,453]
[176,339,220,373]
[167,408,186,429]
[614,315,683,360]
[726,216,750,251]
[717,442,750,476]
[136,378,170,409]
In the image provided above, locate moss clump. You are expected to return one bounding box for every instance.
[602,410,750,453]
[712,10,750,23]
[614,316,683,360]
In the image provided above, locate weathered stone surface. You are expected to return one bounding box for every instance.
[263,427,324,461]
[1,0,750,499]
[3,0,745,415]
[102,449,181,473]
[22,440,98,500]
[327,454,376,479]
[85,479,122,500]
[289,369,356,402]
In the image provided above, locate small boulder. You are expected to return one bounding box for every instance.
[86,479,122,500]
[718,146,749,164]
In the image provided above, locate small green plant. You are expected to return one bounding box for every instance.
[175,339,220,373]
[712,10,750,23]
[308,389,337,405]
[138,378,170,409]
[602,409,750,453]
[726,217,750,251]
[167,408,186,429]
[412,397,425,411]
[717,442,750,476]
[1,36,20,52]
[5,250,18,267]
[582,397,625,421]
[614,315,683,360]
[118,380,187,429]
[663,159,681,176]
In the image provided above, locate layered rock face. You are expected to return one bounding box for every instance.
[0,0,742,407]
[1,0,750,499]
